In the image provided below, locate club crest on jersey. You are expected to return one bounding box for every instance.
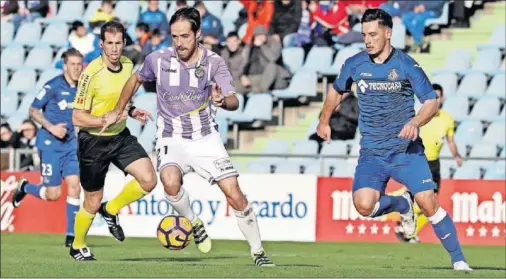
[388,68,399,81]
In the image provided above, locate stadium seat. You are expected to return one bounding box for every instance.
[263,140,290,154]
[439,160,452,179]
[323,159,347,177]
[391,22,406,50]
[1,46,25,71]
[332,159,358,178]
[304,164,323,175]
[484,161,506,180]
[477,24,506,51]
[47,1,84,23]
[469,141,498,158]
[442,96,469,121]
[466,48,502,75]
[1,68,8,90]
[274,161,301,174]
[486,73,505,98]
[246,162,271,174]
[126,117,142,138]
[1,21,14,47]
[425,2,449,26]
[501,148,506,159]
[114,1,139,24]
[482,120,506,147]
[84,0,101,20]
[36,69,63,90]
[133,93,157,112]
[302,46,334,73]
[320,141,348,157]
[465,159,495,172]
[0,94,18,117]
[24,46,54,71]
[230,93,273,122]
[349,143,360,157]
[282,47,305,74]
[6,111,27,129]
[468,97,501,121]
[291,140,318,156]
[286,158,320,169]
[222,20,236,37]
[238,23,248,39]
[217,116,229,144]
[431,73,458,96]
[221,1,243,23]
[432,49,471,75]
[39,23,69,48]
[11,22,41,47]
[204,1,223,17]
[456,73,488,98]
[140,118,157,139]
[216,93,245,120]
[306,119,319,138]
[15,93,36,119]
[7,69,36,94]
[454,120,483,145]
[453,163,481,179]
[320,47,361,76]
[440,141,468,158]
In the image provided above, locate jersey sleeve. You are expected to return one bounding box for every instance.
[446,113,455,137]
[138,53,157,82]
[212,56,235,97]
[333,59,354,94]
[405,60,437,103]
[31,84,53,109]
[73,69,95,110]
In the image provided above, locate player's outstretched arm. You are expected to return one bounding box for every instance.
[317,86,344,143]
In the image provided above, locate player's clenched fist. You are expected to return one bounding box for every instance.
[212,83,224,107]
[398,119,419,141]
[317,122,332,143]
[48,122,67,139]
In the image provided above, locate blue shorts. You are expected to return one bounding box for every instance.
[352,141,436,195]
[39,149,79,187]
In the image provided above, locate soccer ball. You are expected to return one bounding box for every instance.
[157,215,194,250]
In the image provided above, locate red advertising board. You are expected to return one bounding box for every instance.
[316,177,506,245]
[1,172,67,234]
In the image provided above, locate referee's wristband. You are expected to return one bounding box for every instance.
[128,106,136,117]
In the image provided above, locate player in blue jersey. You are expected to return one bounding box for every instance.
[317,9,472,271]
[11,48,84,247]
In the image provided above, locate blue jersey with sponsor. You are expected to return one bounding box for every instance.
[333,48,437,155]
[31,75,77,151]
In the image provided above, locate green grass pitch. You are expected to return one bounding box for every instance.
[1,233,505,278]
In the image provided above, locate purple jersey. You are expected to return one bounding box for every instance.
[139,47,235,140]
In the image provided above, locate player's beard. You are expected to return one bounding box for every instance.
[178,44,197,62]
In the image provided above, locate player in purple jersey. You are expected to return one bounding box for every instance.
[100,7,274,267]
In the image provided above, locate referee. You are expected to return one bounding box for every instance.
[70,21,157,261]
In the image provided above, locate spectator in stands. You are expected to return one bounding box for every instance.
[123,22,150,64]
[308,0,350,47]
[139,0,170,40]
[202,34,222,54]
[451,1,472,28]
[240,0,274,44]
[236,26,290,94]
[309,84,359,152]
[175,0,187,10]
[6,0,49,33]
[0,123,14,148]
[346,0,386,26]
[142,28,169,57]
[89,0,115,30]
[1,120,39,170]
[194,1,225,42]
[270,0,302,46]
[283,0,312,48]
[221,32,248,88]
[68,21,98,58]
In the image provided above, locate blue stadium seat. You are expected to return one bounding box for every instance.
[0,94,18,117]
[469,142,498,158]
[36,69,63,90]
[486,73,505,98]
[282,47,305,74]
[432,73,458,96]
[263,140,290,154]
[484,161,506,180]
[332,159,358,178]
[321,47,361,75]
[304,164,323,175]
[272,68,318,99]
[7,69,36,94]
[216,93,245,120]
[425,2,449,26]
[140,118,157,139]
[440,141,468,158]
[482,120,506,147]
[320,141,348,156]
[453,163,481,179]
[11,22,41,47]
[323,159,347,177]
[1,46,25,70]
[349,143,360,157]
[439,159,454,179]
[40,23,69,48]
[477,24,506,51]
[114,1,139,24]
[222,1,243,23]
[468,97,501,121]
[291,140,318,156]
[204,1,223,17]
[432,49,472,75]
[286,158,320,169]
[229,93,273,122]
[47,1,84,23]
[246,162,272,174]
[217,116,229,144]
[501,148,506,159]
[465,159,495,172]
[454,120,483,145]
[391,22,406,50]
[1,68,8,91]
[302,47,333,73]
[442,96,468,121]
[24,46,54,71]
[238,23,248,39]
[465,48,502,75]
[274,161,301,174]
[456,73,487,98]
[127,117,142,138]
[15,93,36,119]
[1,21,14,47]
[222,20,236,37]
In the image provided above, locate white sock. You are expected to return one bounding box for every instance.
[39,187,47,200]
[234,203,263,254]
[427,206,447,224]
[165,188,196,223]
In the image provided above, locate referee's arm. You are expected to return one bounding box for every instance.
[72,72,104,128]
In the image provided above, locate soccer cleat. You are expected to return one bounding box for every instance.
[65,235,75,247]
[453,261,473,271]
[399,192,417,238]
[252,250,275,267]
[192,218,212,253]
[98,202,125,242]
[69,246,96,261]
[11,178,28,208]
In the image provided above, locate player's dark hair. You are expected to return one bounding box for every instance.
[136,22,150,33]
[433,83,444,96]
[62,48,83,63]
[361,8,393,29]
[100,20,125,41]
[151,28,162,37]
[169,7,201,34]
[227,31,239,39]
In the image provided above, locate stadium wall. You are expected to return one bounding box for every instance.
[1,172,505,246]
